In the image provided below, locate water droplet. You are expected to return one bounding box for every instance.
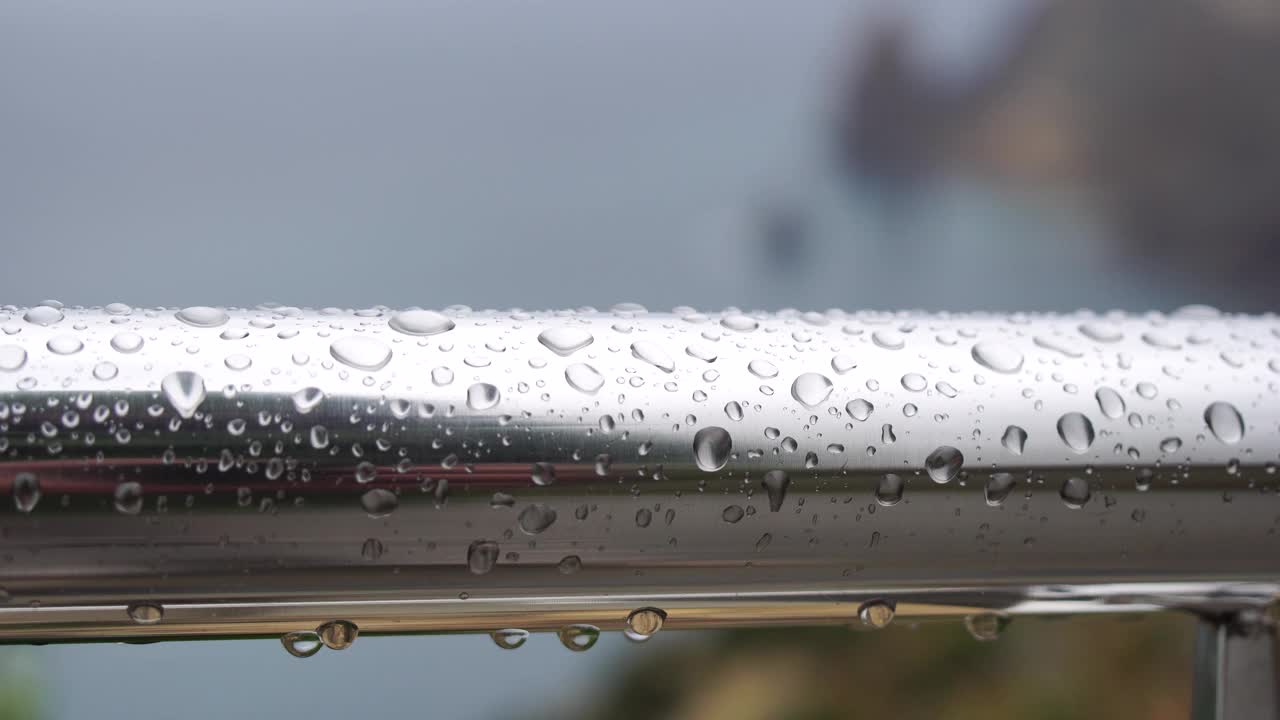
[630,341,674,373]
[558,555,583,574]
[538,327,594,356]
[292,387,325,414]
[468,540,500,575]
[46,335,83,355]
[565,363,604,394]
[361,537,384,561]
[1160,437,1182,453]
[831,354,857,374]
[23,306,63,326]
[467,383,501,410]
[900,373,927,392]
[1079,322,1123,343]
[175,306,228,328]
[724,401,744,422]
[964,613,1007,641]
[330,336,392,371]
[1001,425,1027,455]
[1059,476,1091,508]
[110,332,144,354]
[685,342,717,363]
[558,624,600,652]
[858,600,895,629]
[491,629,529,650]
[791,372,833,407]
[1095,387,1125,419]
[693,427,732,472]
[0,345,27,372]
[925,446,963,484]
[316,620,358,650]
[360,488,398,518]
[1056,413,1095,453]
[721,505,745,523]
[747,359,779,379]
[846,399,874,422]
[114,481,143,515]
[12,472,39,512]
[281,631,323,658]
[388,309,454,336]
[625,608,666,641]
[518,503,557,534]
[971,342,1023,374]
[161,371,207,419]
[224,353,252,371]
[127,603,163,625]
[531,462,556,486]
[355,461,377,484]
[875,474,905,506]
[985,473,1016,507]
[761,470,790,512]
[720,314,759,332]
[1204,402,1244,445]
[872,329,904,350]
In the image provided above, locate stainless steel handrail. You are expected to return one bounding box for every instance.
[1,303,1277,709]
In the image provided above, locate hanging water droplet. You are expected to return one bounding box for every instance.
[0,345,27,372]
[558,624,600,652]
[388,309,454,336]
[175,306,228,328]
[761,470,790,512]
[316,620,358,650]
[467,540,500,575]
[693,426,732,472]
[161,371,207,419]
[281,631,323,658]
[518,503,557,534]
[925,446,963,484]
[1204,402,1244,445]
[491,629,529,650]
[1059,476,1091,508]
[625,608,666,641]
[790,372,833,408]
[467,383,501,410]
[127,602,164,625]
[985,473,1016,507]
[360,488,398,518]
[565,363,604,394]
[1095,387,1125,419]
[330,336,392,371]
[538,327,594,356]
[1056,413,1095,453]
[630,341,674,373]
[846,399,874,422]
[964,613,1008,641]
[857,600,895,629]
[875,474,905,506]
[12,472,39,512]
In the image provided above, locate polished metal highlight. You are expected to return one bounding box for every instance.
[0,303,1278,646]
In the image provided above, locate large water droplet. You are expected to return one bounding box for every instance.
[925,446,963,484]
[518,503,557,534]
[110,332,144,354]
[1059,476,1091,508]
[161,371,206,419]
[24,306,64,326]
[388,309,454,336]
[565,363,604,394]
[1079,322,1123,343]
[625,608,666,642]
[491,629,529,650]
[1204,402,1244,445]
[724,401,744,422]
[127,603,164,625]
[1001,425,1027,455]
[693,427,732,472]
[900,373,927,392]
[875,473,905,506]
[531,462,556,486]
[292,387,325,414]
[316,620,358,650]
[46,335,83,355]
[748,359,779,379]
[985,473,1016,506]
[558,624,600,652]
[964,613,1008,641]
[791,372,833,408]
[846,399,874,421]
[971,341,1023,374]
[858,600,895,629]
[538,327,594,356]
[631,341,675,373]
[467,540,500,575]
[1056,413,1095,453]
[1095,387,1125,419]
[330,336,392,371]
[360,488,399,518]
[721,505,745,523]
[761,470,790,512]
[281,631,323,658]
[0,345,27,372]
[467,383,501,410]
[872,329,904,350]
[175,306,228,328]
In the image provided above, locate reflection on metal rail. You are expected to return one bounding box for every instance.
[0,303,1276,715]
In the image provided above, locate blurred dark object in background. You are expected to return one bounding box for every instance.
[546,615,1194,720]
[841,0,1280,304]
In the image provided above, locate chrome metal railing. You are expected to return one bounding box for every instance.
[0,303,1276,716]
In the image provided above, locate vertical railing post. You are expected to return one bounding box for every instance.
[1192,610,1280,720]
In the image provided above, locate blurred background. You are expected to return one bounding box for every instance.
[1,0,1276,716]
